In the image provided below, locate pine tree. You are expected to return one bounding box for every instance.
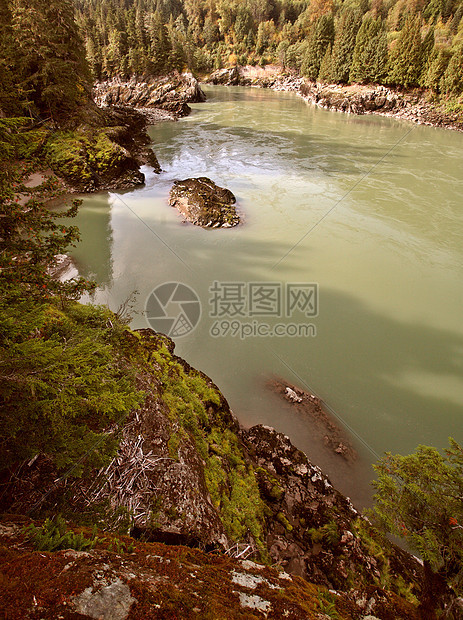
[424,0,446,23]
[440,43,463,96]
[318,44,334,82]
[149,9,172,74]
[349,17,388,84]
[85,35,103,81]
[0,126,141,474]
[387,15,423,88]
[12,0,91,121]
[423,48,451,93]
[372,440,463,616]
[330,8,361,83]
[0,0,20,115]
[301,13,334,80]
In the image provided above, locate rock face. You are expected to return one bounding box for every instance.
[44,105,161,193]
[207,66,242,86]
[169,177,240,228]
[94,72,206,118]
[0,328,428,618]
[272,379,357,462]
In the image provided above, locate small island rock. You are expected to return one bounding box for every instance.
[169,177,240,228]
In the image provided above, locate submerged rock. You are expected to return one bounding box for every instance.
[169,177,240,228]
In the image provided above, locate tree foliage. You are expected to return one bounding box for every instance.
[65,0,463,97]
[0,124,142,476]
[349,17,388,84]
[387,15,424,87]
[372,439,463,614]
[10,0,90,120]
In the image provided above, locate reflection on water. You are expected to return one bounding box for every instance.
[69,192,114,287]
[70,86,463,509]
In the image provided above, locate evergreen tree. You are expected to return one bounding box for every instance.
[301,13,334,80]
[85,35,103,81]
[423,48,451,93]
[0,125,141,474]
[318,43,334,82]
[372,440,463,616]
[12,0,90,120]
[330,8,361,84]
[0,0,20,115]
[349,17,388,84]
[387,15,423,88]
[424,0,446,23]
[440,43,463,96]
[149,9,172,74]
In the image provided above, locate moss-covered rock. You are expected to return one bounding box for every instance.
[45,128,144,192]
[0,319,429,618]
[169,177,240,228]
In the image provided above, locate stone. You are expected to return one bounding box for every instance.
[72,578,136,620]
[285,387,302,403]
[169,177,240,228]
[237,592,271,613]
[94,72,205,116]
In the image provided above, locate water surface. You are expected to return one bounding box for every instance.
[71,86,463,507]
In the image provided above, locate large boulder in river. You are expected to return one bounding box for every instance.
[169,177,240,228]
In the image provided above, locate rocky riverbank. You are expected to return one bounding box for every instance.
[1,326,431,619]
[23,72,206,194]
[94,72,206,118]
[206,66,463,131]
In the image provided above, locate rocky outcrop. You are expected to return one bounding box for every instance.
[169,177,240,228]
[240,425,423,612]
[0,328,429,618]
[94,72,206,119]
[206,66,463,131]
[0,517,362,620]
[44,73,206,193]
[47,254,78,281]
[207,66,242,86]
[44,105,161,193]
[271,379,357,462]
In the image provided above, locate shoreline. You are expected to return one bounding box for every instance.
[205,65,463,132]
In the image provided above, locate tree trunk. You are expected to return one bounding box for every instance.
[419,560,449,619]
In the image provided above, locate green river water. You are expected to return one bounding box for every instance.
[71,86,463,507]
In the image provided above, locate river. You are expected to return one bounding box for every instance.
[71,86,463,508]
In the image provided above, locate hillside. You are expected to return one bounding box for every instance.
[74,0,463,102]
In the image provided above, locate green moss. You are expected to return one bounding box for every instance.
[88,131,125,172]
[276,512,293,532]
[44,128,128,185]
[136,339,267,557]
[167,429,185,460]
[45,131,93,183]
[307,520,339,545]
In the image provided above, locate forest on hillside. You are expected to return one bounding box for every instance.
[75,0,463,96]
[1,0,462,124]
